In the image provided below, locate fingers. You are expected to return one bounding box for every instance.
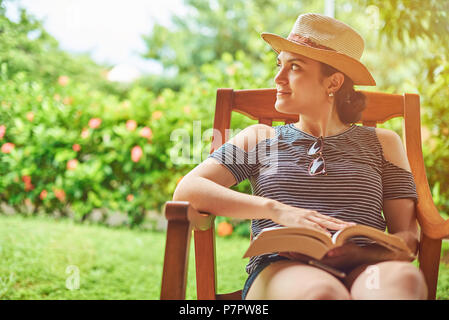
[301,219,332,236]
[274,207,355,235]
[311,217,353,231]
[307,211,356,230]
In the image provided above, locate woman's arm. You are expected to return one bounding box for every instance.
[173,124,354,232]
[383,198,419,254]
[376,127,419,254]
[174,159,353,232]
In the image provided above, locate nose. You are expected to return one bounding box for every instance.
[274,66,288,85]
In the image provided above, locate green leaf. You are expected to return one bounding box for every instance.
[54,150,76,163]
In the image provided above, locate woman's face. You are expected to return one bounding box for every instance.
[274,51,328,115]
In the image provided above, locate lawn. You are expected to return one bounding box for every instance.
[0,214,248,299]
[0,214,448,299]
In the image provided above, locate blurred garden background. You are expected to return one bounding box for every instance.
[1,0,449,299]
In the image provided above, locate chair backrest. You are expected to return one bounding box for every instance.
[193,88,441,300]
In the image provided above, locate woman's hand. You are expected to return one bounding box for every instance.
[269,200,355,235]
[280,243,414,270]
[278,244,366,265]
[321,243,401,269]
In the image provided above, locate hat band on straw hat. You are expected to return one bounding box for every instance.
[287,33,336,52]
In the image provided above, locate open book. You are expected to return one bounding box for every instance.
[243,224,415,276]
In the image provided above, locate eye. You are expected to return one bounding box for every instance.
[276,62,302,71]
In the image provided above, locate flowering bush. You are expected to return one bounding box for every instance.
[0,51,275,227]
[0,69,198,225]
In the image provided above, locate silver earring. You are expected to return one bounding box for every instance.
[328,92,334,97]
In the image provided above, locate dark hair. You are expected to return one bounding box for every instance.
[320,63,366,124]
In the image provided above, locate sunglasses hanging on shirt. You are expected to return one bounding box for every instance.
[307,137,327,176]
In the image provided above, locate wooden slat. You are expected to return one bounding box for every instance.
[210,89,234,153]
[195,228,217,300]
[418,232,442,300]
[359,91,404,123]
[259,118,272,126]
[233,89,298,123]
[160,203,192,300]
[403,94,448,239]
[232,89,405,125]
[362,121,377,127]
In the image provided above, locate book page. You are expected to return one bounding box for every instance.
[332,224,411,253]
[243,234,330,260]
[258,226,334,247]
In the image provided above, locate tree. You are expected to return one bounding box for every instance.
[353,0,449,216]
[142,0,323,76]
[0,0,122,95]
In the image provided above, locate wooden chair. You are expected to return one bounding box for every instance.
[160,88,448,300]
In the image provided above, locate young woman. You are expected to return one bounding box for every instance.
[173,13,427,300]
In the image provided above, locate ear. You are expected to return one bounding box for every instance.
[326,72,345,93]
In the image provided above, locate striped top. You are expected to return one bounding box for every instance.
[207,123,418,275]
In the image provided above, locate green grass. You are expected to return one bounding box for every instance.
[0,214,448,299]
[0,214,248,299]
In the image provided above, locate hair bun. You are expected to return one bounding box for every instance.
[348,90,366,112]
[336,86,366,123]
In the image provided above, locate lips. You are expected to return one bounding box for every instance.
[277,88,291,95]
[277,91,291,95]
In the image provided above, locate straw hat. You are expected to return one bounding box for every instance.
[261,13,376,86]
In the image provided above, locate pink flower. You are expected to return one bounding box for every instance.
[53,188,66,202]
[67,159,78,170]
[22,176,34,191]
[72,144,81,152]
[1,142,15,153]
[26,112,34,122]
[63,97,73,105]
[88,118,102,129]
[126,120,137,131]
[81,128,89,139]
[152,110,163,120]
[40,189,48,200]
[22,175,31,184]
[127,194,134,202]
[58,75,70,86]
[25,182,34,191]
[0,125,5,139]
[140,127,152,139]
[183,106,191,114]
[131,145,143,163]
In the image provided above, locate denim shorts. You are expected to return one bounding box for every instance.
[241,255,289,300]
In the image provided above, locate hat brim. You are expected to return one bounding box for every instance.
[261,32,376,86]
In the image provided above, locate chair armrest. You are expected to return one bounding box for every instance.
[164,201,215,231]
[160,201,215,299]
[416,182,449,240]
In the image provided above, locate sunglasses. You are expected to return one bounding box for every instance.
[307,137,327,176]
